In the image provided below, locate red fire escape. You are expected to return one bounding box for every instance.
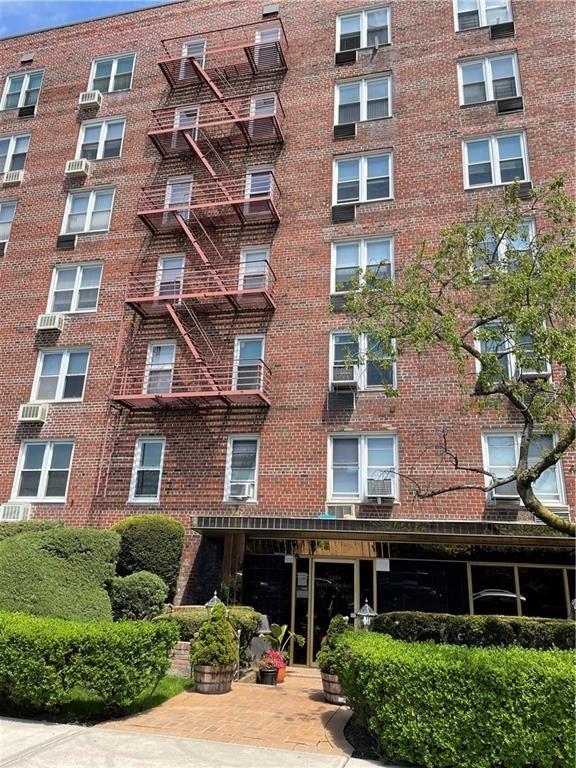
[110,19,287,410]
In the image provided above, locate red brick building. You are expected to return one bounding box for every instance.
[0,0,573,663]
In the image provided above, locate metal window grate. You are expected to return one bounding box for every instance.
[490,21,515,39]
[331,204,355,223]
[335,50,357,66]
[496,96,524,115]
[333,123,356,140]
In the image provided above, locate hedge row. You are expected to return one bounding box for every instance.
[109,571,168,621]
[336,631,575,768]
[0,611,178,714]
[373,611,575,650]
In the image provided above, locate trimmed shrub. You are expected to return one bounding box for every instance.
[0,527,120,621]
[316,615,349,674]
[155,605,260,664]
[0,611,178,714]
[373,611,575,650]
[336,632,576,768]
[112,515,184,598]
[0,519,62,542]
[189,603,238,668]
[109,571,168,621]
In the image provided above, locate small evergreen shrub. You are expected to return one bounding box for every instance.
[112,515,184,599]
[315,615,349,674]
[109,571,168,621]
[373,611,575,650]
[336,631,576,768]
[0,527,120,621]
[189,603,238,668]
[0,519,62,542]
[0,611,178,714]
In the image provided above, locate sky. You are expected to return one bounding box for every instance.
[0,0,181,38]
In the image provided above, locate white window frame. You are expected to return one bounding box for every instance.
[327,433,399,502]
[475,322,552,381]
[47,262,103,314]
[12,440,75,503]
[336,7,391,51]
[481,431,566,506]
[453,0,513,31]
[0,133,30,174]
[239,246,270,290]
[245,166,274,198]
[471,217,535,269]
[334,74,392,125]
[129,437,166,503]
[0,199,17,244]
[224,435,260,503]
[88,53,136,93]
[31,348,90,403]
[233,335,265,389]
[462,132,529,190]
[0,69,44,110]
[180,39,207,78]
[144,340,176,394]
[333,151,393,204]
[155,254,185,297]
[331,236,394,294]
[457,53,520,105]
[75,117,126,161]
[329,330,396,390]
[61,187,115,235]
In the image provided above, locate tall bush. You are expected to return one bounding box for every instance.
[189,603,238,668]
[336,631,575,768]
[0,611,178,714]
[0,527,119,621]
[109,571,168,621]
[112,515,184,598]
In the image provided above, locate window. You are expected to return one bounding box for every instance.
[144,342,176,394]
[62,188,115,234]
[77,118,125,160]
[48,263,102,313]
[1,70,44,110]
[471,218,534,271]
[32,349,90,402]
[0,133,30,174]
[329,434,398,501]
[0,200,16,244]
[337,7,390,51]
[89,54,135,93]
[164,176,193,219]
[476,322,549,381]
[463,132,528,188]
[156,255,185,297]
[454,0,512,31]
[334,153,392,204]
[332,237,393,292]
[225,436,259,501]
[335,76,391,124]
[179,40,207,80]
[239,247,270,290]
[233,336,265,390]
[482,432,564,504]
[13,441,74,502]
[129,438,165,502]
[331,331,395,389]
[458,54,519,105]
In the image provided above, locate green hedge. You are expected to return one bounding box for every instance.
[336,631,576,768]
[0,611,178,714]
[0,519,62,541]
[0,527,120,621]
[112,515,184,599]
[373,611,575,650]
[109,571,168,621]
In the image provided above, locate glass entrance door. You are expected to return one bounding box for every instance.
[311,560,356,662]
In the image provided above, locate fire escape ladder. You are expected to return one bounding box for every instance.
[166,303,220,392]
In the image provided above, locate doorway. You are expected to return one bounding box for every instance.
[311,560,356,661]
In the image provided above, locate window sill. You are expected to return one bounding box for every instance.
[223,499,258,505]
[12,498,66,504]
[29,399,84,405]
[49,310,98,316]
[334,196,394,206]
[334,115,393,129]
[127,499,161,505]
[336,43,392,55]
[465,180,529,192]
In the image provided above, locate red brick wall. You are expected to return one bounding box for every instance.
[0,0,573,598]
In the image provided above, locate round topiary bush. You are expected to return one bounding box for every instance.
[189,603,238,668]
[109,571,169,621]
[112,515,184,600]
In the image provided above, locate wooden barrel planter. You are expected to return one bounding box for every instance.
[194,665,235,695]
[321,672,347,704]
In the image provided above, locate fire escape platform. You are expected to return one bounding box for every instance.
[137,197,280,233]
[110,389,271,409]
[126,289,275,316]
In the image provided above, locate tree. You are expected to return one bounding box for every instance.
[343,178,575,536]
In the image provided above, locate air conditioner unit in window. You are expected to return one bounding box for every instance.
[515,367,551,383]
[228,482,255,501]
[78,90,102,109]
[36,313,65,332]
[18,403,49,423]
[65,158,90,177]
[492,490,520,502]
[331,364,359,390]
[324,503,357,519]
[0,503,32,522]
[3,169,24,185]
[366,477,394,502]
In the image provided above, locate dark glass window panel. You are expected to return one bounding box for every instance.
[18,470,41,497]
[77,288,99,310]
[359,559,374,608]
[468,163,493,186]
[377,561,469,614]
[102,139,122,158]
[337,181,360,203]
[92,76,111,93]
[500,158,524,182]
[293,558,309,664]
[45,470,69,497]
[388,543,575,566]
[568,571,575,603]
[458,10,480,29]
[366,98,388,119]
[366,178,389,200]
[23,89,39,106]
[367,26,388,46]
[80,143,98,160]
[112,73,132,91]
[338,102,360,124]
[313,561,355,658]
[242,553,293,630]
[52,290,74,312]
[63,375,85,399]
[10,150,28,171]
[471,565,517,616]
[463,82,487,103]
[518,568,566,619]
[135,469,160,497]
[365,262,391,280]
[367,360,394,387]
[340,32,361,51]
[493,78,516,99]
[335,267,358,292]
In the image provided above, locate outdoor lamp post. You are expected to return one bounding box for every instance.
[356,599,377,630]
[205,591,223,613]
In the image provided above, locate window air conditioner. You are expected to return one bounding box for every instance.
[78,90,102,109]
[515,367,551,383]
[0,503,32,522]
[331,364,359,390]
[3,169,24,185]
[36,313,65,332]
[65,158,90,177]
[366,477,394,502]
[228,482,255,501]
[18,403,49,423]
[324,503,357,519]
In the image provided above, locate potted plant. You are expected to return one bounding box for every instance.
[315,615,348,704]
[261,623,305,683]
[257,649,284,685]
[189,602,237,694]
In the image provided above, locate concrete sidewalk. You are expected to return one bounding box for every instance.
[0,717,387,768]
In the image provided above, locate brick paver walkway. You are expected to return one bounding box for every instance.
[99,668,352,755]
